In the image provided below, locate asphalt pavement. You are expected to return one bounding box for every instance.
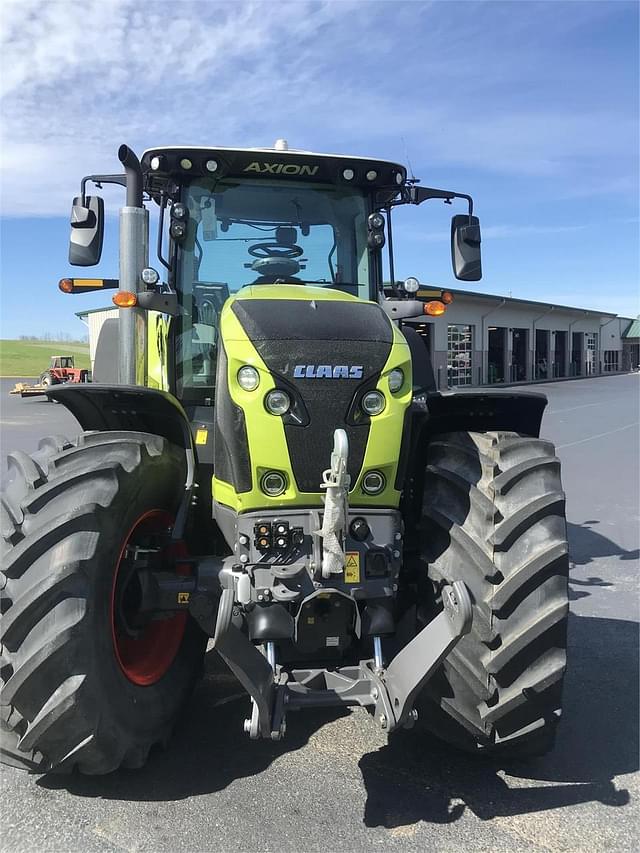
[0,373,638,852]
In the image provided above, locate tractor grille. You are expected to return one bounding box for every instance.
[231,298,393,493]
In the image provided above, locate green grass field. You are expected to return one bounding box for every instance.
[0,340,90,378]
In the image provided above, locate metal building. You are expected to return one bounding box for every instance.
[404,288,635,389]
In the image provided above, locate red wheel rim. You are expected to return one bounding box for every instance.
[111,510,189,686]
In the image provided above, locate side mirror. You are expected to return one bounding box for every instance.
[69,195,104,266]
[451,214,482,281]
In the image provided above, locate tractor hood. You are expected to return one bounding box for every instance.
[213,286,412,511]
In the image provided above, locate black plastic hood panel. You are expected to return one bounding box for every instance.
[231,297,394,493]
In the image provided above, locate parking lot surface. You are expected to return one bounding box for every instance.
[1,373,638,852]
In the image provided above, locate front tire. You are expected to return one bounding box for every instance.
[415,431,569,757]
[1,431,206,774]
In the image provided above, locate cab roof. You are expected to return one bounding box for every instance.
[140,143,407,192]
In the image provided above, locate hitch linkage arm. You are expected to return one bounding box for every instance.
[369,582,473,730]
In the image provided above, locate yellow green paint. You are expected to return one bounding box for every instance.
[212,286,411,514]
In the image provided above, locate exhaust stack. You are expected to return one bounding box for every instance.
[117,145,148,385]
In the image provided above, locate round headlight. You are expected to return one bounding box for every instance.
[362,471,386,495]
[368,212,385,231]
[261,471,286,496]
[205,159,218,173]
[237,365,260,391]
[361,390,385,416]
[150,156,162,171]
[395,171,404,185]
[404,276,420,293]
[265,389,291,415]
[342,168,355,181]
[141,267,160,286]
[171,202,188,221]
[388,368,404,393]
[366,170,378,181]
[170,221,186,240]
[180,157,193,170]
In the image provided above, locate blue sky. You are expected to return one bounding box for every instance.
[0,0,638,338]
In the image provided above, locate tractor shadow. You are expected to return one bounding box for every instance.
[358,611,637,829]
[567,520,639,568]
[566,521,639,601]
[38,648,350,801]
[38,613,637,833]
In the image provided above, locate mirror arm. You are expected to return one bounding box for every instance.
[408,186,474,218]
[80,174,127,206]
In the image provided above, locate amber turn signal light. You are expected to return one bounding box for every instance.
[441,291,454,304]
[59,278,74,293]
[112,291,138,308]
[424,300,446,316]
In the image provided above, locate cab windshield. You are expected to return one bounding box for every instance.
[175,179,371,396]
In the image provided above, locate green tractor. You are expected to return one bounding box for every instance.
[1,141,569,773]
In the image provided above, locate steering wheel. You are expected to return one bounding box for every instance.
[248,242,304,260]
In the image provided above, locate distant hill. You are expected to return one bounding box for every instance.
[0,340,90,377]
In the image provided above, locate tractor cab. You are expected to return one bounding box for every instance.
[141,142,409,400]
[64,140,483,400]
[142,141,407,298]
[50,355,74,370]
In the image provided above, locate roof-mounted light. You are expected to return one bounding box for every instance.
[342,168,355,181]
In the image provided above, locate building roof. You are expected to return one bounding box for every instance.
[444,286,619,318]
[623,318,640,339]
[76,307,118,319]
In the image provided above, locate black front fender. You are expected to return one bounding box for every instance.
[398,389,548,533]
[47,384,199,538]
[47,384,195,453]
[419,389,547,438]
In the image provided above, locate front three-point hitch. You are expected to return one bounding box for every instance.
[128,542,473,740]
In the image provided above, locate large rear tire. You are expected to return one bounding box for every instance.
[415,431,569,757]
[1,431,207,774]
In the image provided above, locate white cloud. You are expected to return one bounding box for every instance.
[0,0,637,216]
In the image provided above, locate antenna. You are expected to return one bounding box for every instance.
[401,135,416,182]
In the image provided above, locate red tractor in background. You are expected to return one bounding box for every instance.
[39,355,90,387]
